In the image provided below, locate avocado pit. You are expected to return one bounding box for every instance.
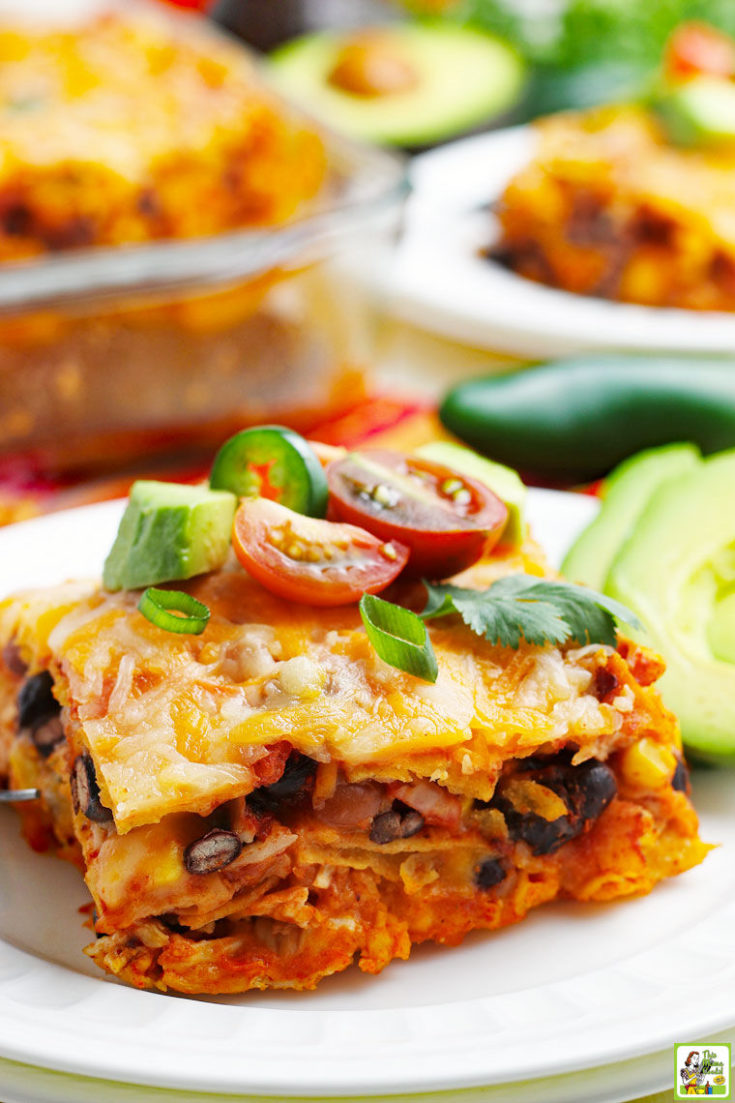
[327,32,420,99]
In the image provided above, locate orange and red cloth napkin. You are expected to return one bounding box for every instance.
[0,395,439,528]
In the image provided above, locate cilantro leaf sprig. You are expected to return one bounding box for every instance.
[360,574,640,683]
[422,576,640,650]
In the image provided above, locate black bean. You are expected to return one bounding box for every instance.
[71,753,113,824]
[264,753,317,798]
[512,757,545,776]
[369,805,425,845]
[516,746,576,772]
[31,715,65,758]
[400,811,425,838]
[475,858,507,890]
[247,753,317,813]
[498,802,578,856]
[672,760,690,793]
[522,757,617,817]
[370,810,402,844]
[493,757,617,856]
[571,761,618,821]
[184,829,242,875]
[246,790,273,816]
[17,671,59,731]
[159,914,190,934]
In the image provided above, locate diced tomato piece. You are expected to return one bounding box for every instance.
[665,22,735,80]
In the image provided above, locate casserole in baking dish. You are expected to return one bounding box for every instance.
[0,5,405,470]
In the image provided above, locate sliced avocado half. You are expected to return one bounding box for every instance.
[103,480,236,592]
[268,23,525,147]
[606,449,735,763]
[561,443,701,591]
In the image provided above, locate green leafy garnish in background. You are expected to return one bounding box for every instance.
[454,0,735,115]
[554,0,735,71]
[360,575,639,682]
[459,0,735,66]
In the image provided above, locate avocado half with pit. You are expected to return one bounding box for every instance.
[268,23,525,147]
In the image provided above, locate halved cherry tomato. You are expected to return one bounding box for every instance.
[665,22,735,80]
[231,497,409,606]
[326,450,508,578]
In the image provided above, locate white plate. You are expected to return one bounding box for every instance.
[0,495,734,1099]
[384,127,735,358]
[2,1042,731,1103]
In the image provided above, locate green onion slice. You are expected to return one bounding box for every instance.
[138,588,211,635]
[359,593,438,683]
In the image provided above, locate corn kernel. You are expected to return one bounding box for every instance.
[151,843,183,888]
[620,737,676,790]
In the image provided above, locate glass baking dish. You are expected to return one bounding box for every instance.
[0,6,407,474]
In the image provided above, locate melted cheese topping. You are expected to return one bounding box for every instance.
[0,541,646,834]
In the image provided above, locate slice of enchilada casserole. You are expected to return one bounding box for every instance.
[0,440,709,995]
[494,104,735,310]
[0,551,707,994]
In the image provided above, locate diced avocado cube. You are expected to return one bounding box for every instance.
[103,480,237,592]
[655,75,735,148]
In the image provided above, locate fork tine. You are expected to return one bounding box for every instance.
[0,788,40,803]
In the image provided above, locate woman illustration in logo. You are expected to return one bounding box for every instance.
[680,1050,712,1094]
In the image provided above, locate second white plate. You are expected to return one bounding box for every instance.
[384,127,735,358]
